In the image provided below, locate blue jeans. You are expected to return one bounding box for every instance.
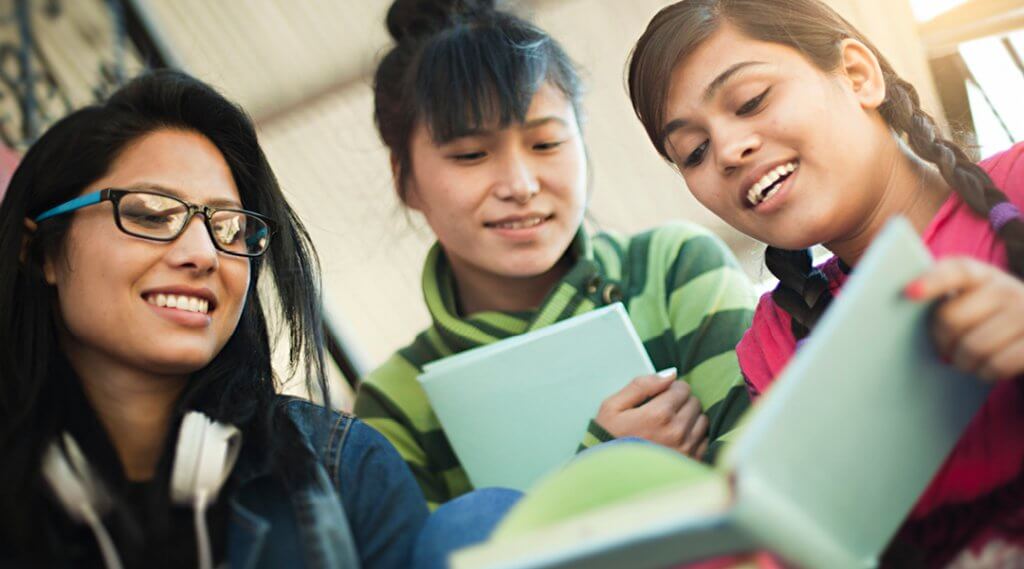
[412,439,651,568]
[412,487,523,569]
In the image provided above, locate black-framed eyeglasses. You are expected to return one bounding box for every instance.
[33,189,275,257]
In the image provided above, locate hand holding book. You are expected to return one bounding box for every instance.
[905,256,1024,382]
[595,368,709,459]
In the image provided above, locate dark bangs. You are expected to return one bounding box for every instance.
[414,17,581,142]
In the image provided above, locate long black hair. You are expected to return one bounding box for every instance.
[374,0,585,201]
[628,0,1024,339]
[0,70,329,558]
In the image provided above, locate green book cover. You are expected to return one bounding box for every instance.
[419,303,655,491]
[453,217,991,569]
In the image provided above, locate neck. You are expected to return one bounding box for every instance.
[447,253,574,315]
[63,342,188,482]
[825,135,951,265]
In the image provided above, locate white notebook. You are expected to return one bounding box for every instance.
[419,303,655,491]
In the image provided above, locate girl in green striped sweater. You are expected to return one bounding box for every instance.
[355,0,757,513]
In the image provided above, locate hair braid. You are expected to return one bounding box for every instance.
[881,74,1024,277]
[765,246,835,340]
[627,0,1024,344]
[766,75,1024,341]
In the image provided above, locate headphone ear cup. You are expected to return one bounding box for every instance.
[171,412,205,504]
[42,434,124,569]
[170,412,242,505]
[42,433,111,522]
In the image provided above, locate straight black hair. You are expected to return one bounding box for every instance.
[0,69,329,562]
[374,0,584,201]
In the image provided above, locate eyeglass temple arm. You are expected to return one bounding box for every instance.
[34,191,105,222]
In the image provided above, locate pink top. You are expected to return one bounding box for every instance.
[736,142,1024,565]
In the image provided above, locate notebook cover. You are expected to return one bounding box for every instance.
[419,303,655,490]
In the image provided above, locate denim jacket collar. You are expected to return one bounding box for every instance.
[224,408,360,569]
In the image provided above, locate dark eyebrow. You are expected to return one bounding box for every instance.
[703,61,767,102]
[125,182,243,208]
[660,61,768,145]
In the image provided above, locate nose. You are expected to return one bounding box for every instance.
[715,125,763,176]
[492,151,540,204]
[165,216,219,275]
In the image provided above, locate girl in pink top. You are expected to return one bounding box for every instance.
[627,0,1024,566]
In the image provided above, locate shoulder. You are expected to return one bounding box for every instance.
[355,350,431,421]
[278,396,356,462]
[625,221,728,255]
[277,399,428,568]
[736,289,797,395]
[652,222,740,275]
[650,223,748,300]
[360,350,423,395]
[979,142,1024,205]
[600,222,740,281]
[278,396,410,485]
[595,221,724,259]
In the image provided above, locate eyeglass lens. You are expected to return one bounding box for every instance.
[117,193,269,255]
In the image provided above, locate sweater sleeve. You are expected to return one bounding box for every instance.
[577,225,758,458]
[662,226,757,461]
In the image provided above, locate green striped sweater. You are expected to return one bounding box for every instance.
[354,223,756,508]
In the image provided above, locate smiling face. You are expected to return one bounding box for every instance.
[44,129,251,378]
[403,82,587,285]
[661,24,893,250]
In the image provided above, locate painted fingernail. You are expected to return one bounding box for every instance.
[904,280,925,300]
[657,367,678,379]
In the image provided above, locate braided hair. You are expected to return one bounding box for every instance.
[628,0,1024,339]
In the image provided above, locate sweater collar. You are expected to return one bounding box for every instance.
[421,229,605,353]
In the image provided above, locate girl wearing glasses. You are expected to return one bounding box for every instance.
[354,0,757,558]
[0,71,426,568]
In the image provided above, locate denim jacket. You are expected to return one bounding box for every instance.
[1,393,427,569]
[227,398,429,569]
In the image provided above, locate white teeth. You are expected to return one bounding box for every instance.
[491,216,546,230]
[747,162,798,207]
[145,293,211,315]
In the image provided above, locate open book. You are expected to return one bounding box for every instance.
[418,303,655,491]
[452,217,992,569]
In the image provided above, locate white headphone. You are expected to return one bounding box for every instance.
[41,411,242,569]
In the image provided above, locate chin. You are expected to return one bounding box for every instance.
[764,235,824,251]
[496,252,566,279]
[749,221,831,251]
[143,349,219,375]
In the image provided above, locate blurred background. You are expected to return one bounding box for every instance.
[1,0,1021,407]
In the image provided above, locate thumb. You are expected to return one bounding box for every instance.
[605,368,677,411]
